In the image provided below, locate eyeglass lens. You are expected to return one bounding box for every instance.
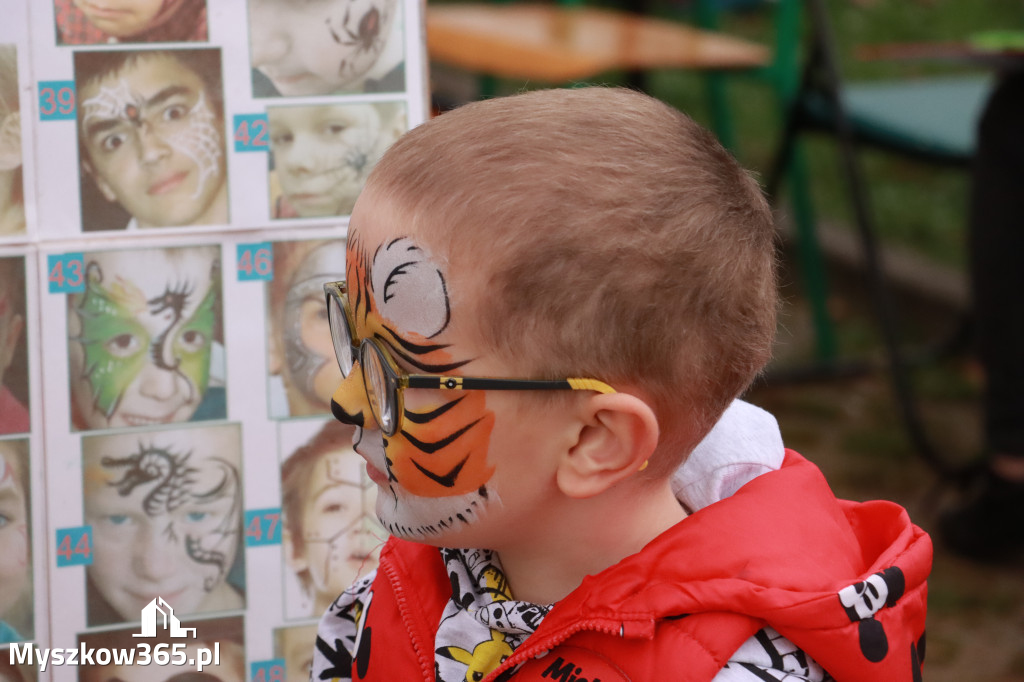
[363,344,396,435]
[328,294,355,376]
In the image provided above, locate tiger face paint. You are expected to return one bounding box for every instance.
[67,246,220,431]
[333,233,499,540]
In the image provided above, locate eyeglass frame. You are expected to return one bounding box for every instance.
[323,280,616,436]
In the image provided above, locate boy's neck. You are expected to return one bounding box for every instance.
[495,480,687,605]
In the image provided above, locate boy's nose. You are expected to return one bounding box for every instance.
[330,361,379,431]
[249,5,291,67]
[137,125,171,165]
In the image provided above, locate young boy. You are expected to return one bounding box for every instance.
[268,103,405,219]
[247,0,403,98]
[0,257,28,435]
[74,49,228,231]
[281,420,383,617]
[0,438,31,643]
[267,240,346,417]
[82,424,244,625]
[0,45,25,237]
[55,0,208,45]
[312,88,932,681]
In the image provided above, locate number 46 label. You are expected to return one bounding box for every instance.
[237,243,272,282]
[47,253,86,294]
[56,526,93,567]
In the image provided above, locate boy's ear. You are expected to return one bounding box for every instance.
[81,158,118,202]
[556,392,659,499]
[282,527,309,573]
[0,112,22,171]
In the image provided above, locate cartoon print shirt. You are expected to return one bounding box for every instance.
[313,400,836,681]
[315,548,834,682]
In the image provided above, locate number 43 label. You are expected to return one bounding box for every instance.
[56,526,93,567]
[47,253,86,294]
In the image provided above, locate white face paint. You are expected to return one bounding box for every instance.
[269,104,403,218]
[79,53,228,228]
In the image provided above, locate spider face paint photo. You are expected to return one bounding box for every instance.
[67,246,223,431]
[247,0,401,97]
[268,102,405,219]
[75,50,228,229]
[82,425,244,626]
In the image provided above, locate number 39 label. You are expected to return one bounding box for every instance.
[47,253,86,294]
[56,526,93,567]
[38,80,76,120]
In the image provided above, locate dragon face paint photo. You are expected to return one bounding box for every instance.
[75,49,228,229]
[67,245,223,431]
[268,102,405,219]
[247,0,402,97]
[82,424,244,626]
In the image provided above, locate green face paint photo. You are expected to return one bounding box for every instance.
[67,245,223,431]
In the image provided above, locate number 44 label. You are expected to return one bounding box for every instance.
[56,526,93,567]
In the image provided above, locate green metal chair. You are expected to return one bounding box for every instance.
[699,0,993,476]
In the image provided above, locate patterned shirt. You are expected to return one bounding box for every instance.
[314,547,836,682]
[55,0,207,45]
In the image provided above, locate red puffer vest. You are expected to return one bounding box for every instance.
[343,450,931,681]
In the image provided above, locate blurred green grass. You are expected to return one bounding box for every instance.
[464,1,1021,267]
[640,0,1023,269]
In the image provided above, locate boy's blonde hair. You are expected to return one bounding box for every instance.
[369,88,777,471]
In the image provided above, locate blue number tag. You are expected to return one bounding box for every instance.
[251,659,285,682]
[47,253,86,294]
[38,81,77,121]
[233,114,270,152]
[56,526,93,567]
[245,508,283,546]
[236,243,273,281]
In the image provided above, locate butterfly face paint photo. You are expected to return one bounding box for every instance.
[66,246,223,431]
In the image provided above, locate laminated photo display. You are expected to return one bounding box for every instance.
[9,0,427,678]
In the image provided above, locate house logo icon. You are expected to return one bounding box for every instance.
[133,597,197,638]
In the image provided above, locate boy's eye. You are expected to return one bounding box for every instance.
[105,333,142,358]
[271,132,293,146]
[0,513,9,528]
[177,329,207,353]
[185,511,209,523]
[100,132,128,152]
[325,123,347,136]
[163,104,190,122]
[106,514,130,526]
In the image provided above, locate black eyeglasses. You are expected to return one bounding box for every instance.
[323,281,616,436]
